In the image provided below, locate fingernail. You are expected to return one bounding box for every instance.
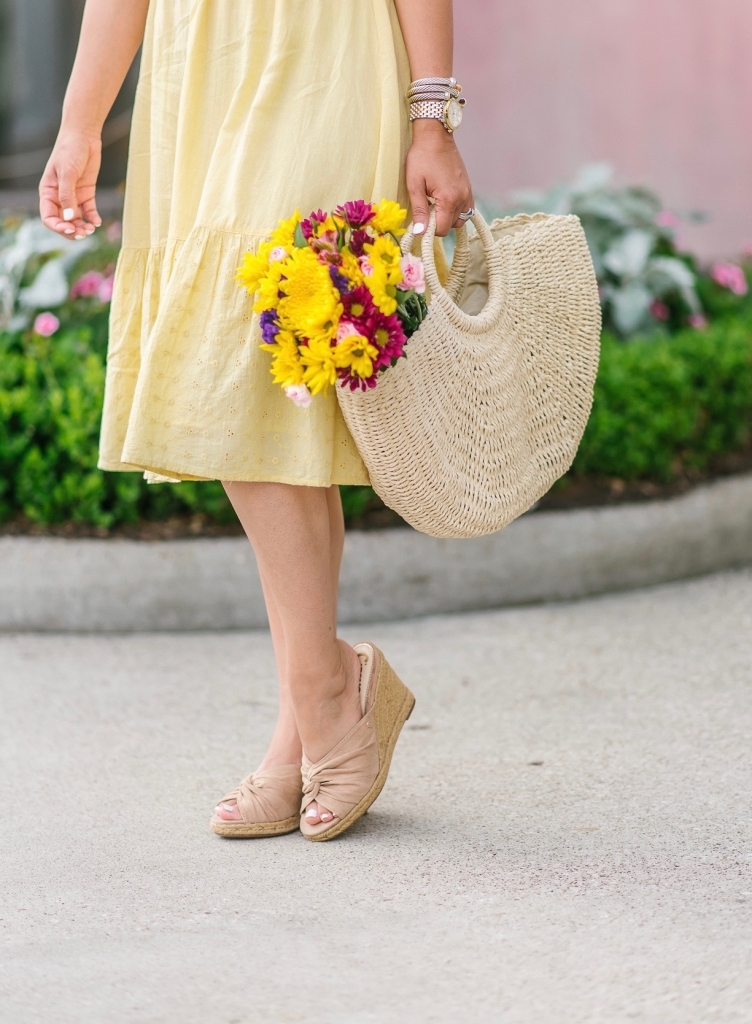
[414,222,426,235]
[85,225,95,234]
[63,208,75,222]
[64,227,75,235]
[74,234,85,241]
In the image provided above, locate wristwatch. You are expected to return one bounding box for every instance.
[409,96,465,133]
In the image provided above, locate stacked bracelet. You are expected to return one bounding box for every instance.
[407,77,466,133]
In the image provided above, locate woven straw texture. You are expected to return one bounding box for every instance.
[336,209,602,539]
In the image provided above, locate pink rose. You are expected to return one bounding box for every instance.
[688,313,708,330]
[70,270,104,299]
[284,384,313,408]
[98,276,115,303]
[33,312,60,337]
[336,320,359,342]
[650,300,670,322]
[399,253,425,294]
[711,262,748,296]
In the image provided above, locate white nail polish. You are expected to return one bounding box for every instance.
[74,234,85,241]
[63,208,75,222]
[414,222,426,235]
[64,227,75,235]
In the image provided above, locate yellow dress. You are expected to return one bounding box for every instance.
[99,0,411,485]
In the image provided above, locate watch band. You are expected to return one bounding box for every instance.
[409,100,448,124]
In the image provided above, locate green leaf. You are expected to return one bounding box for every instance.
[293,223,307,249]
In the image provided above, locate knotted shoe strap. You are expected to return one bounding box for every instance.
[210,764,302,838]
[300,642,415,842]
[300,714,380,835]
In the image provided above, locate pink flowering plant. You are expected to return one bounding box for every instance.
[237,199,427,404]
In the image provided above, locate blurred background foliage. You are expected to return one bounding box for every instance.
[1,164,752,531]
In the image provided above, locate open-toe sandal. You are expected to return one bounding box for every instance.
[210,764,302,838]
[300,643,415,842]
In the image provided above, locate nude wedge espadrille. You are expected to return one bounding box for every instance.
[300,643,415,842]
[210,764,302,838]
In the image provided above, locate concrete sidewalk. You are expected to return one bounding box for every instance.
[2,570,752,1023]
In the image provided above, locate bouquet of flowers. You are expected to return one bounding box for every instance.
[236,199,427,407]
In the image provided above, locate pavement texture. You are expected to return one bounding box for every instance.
[2,569,752,1024]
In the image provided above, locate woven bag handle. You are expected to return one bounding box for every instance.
[400,217,471,304]
[405,207,505,335]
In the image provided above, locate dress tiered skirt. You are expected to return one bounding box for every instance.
[99,0,411,485]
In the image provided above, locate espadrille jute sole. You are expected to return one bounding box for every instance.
[304,654,415,843]
[210,814,299,838]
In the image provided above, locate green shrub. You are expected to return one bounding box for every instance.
[1,316,752,529]
[0,326,235,526]
[572,320,752,480]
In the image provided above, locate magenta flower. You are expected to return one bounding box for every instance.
[334,200,375,228]
[364,309,406,370]
[348,229,371,258]
[98,276,115,303]
[341,286,376,326]
[650,299,670,322]
[70,270,104,299]
[34,312,60,337]
[711,262,748,296]
[300,209,327,240]
[688,313,708,330]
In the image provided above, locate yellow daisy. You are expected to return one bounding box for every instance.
[364,263,398,316]
[260,330,305,388]
[271,210,302,250]
[371,199,407,236]
[235,240,275,295]
[333,333,379,379]
[300,337,338,395]
[277,248,342,340]
[364,235,404,285]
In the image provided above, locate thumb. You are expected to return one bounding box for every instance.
[408,187,430,236]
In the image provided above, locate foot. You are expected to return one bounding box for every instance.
[214,709,302,823]
[300,640,363,827]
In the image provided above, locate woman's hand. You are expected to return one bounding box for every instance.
[39,128,103,240]
[405,118,474,238]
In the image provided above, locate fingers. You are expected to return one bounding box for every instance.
[80,195,102,229]
[408,183,430,237]
[39,161,99,239]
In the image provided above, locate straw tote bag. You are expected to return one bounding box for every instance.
[336,208,602,539]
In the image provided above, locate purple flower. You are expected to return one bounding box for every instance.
[98,276,115,303]
[329,264,350,294]
[259,309,280,344]
[334,200,375,228]
[650,299,670,322]
[70,270,104,299]
[711,262,748,296]
[34,312,60,337]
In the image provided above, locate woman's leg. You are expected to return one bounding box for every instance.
[216,482,360,825]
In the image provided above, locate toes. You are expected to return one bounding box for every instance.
[305,803,322,825]
[215,800,242,822]
[319,807,334,823]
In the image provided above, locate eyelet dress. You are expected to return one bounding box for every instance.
[99,0,411,485]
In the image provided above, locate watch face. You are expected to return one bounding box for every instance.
[445,97,463,130]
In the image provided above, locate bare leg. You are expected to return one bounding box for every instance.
[215,482,360,826]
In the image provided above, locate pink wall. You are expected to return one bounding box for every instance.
[454,0,752,259]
